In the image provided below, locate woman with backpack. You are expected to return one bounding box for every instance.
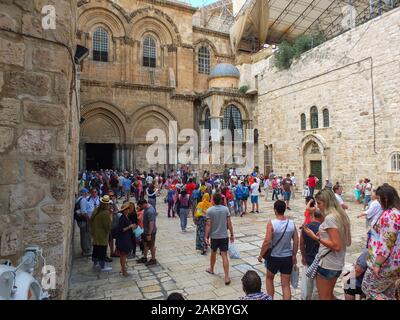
[195,193,212,255]
[178,189,190,232]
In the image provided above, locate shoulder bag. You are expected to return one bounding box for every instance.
[263,219,290,261]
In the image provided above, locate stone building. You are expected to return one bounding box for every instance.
[0,0,78,298]
[238,7,400,193]
[77,0,256,173]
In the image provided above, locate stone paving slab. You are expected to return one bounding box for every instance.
[68,191,367,300]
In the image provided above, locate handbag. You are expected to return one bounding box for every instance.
[306,250,332,279]
[263,220,290,261]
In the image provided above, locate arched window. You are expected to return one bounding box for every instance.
[310,106,318,129]
[391,153,400,171]
[223,105,243,137]
[198,46,210,74]
[254,129,259,144]
[143,36,156,68]
[323,108,330,127]
[300,113,306,130]
[204,108,211,130]
[92,27,108,62]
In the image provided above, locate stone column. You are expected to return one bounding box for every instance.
[115,145,120,170]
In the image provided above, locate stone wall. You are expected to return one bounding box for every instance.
[0,0,78,299]
[252,8,400,194]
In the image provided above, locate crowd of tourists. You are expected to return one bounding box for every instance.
[75,166,400,300]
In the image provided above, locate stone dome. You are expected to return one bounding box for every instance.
[209,63,240,79]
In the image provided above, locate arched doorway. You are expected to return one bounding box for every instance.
[80,102,127,170]
[301,135,330,190]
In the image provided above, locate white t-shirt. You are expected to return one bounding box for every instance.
[250,182,260,196]
[335,193,344,206]
[365,183,372,196]
[290,176,296,185]
[146,176,154,185]
[263,179,270,189]
[365,199,383,226]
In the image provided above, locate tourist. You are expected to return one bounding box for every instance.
[354,179,363,204]
[166,184,177,218]
[75,188,91,257]
[324,179,333,190]
[195,193,212,255]
[290,172,296,199]
[240,270,272,300]
[185,178,197,213]
[116,202,136,276]
[205,193,234,285]
[123,173,132,201]
[250,177,260,214]
[306,174,319,197]
[333,184,349,210]
[234,181,244,217]
[137,199,158,266]
[344,248,368,300]
[166,292,185,300]
[271,176,279,201]
[258,200,298,300]
[146,182,158,211]
[263,176,270,201]
[241,181,250,216]
[108,191,119,259]
[282,174,293,210]
[302,189,351,300]
[177,189,190,232]
[118,172,125,198]
[361,184,400,300]
[363,178,373,210]
[304,196,316,225]
[87,188,100,218]
[90,195,113,272]
[300,210,323,300]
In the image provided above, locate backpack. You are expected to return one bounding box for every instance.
[235,186,244,200]
[192,189,201,200]
[179,195,189,208]
[74,197,85,222]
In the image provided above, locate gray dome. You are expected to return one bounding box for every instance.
[209,63,240,79]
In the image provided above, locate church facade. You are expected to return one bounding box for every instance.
[77,0,256,173]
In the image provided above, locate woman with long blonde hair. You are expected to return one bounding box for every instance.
[303,188,351,300]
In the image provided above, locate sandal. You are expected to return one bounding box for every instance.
[137,257,147,263]
[206,268,214,275]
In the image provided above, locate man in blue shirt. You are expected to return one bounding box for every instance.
[76,188,91,257]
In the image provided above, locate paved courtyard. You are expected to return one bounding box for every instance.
[67,191,367,300]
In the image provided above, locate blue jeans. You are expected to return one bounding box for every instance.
[272,189,279,200]
[179,208,189,231]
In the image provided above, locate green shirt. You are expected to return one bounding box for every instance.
[90,207,112,246]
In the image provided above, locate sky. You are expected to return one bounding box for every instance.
[188,0,218,8]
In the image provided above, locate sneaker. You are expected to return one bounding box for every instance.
[137,257,148,263]
[256,210,259,214]
[101,266,112,272]
[105,257,113,263]
[145,259,157,266]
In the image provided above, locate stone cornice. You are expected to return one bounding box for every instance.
[199,88,249,100]
[192,26,230,39]
[171,93,197,101]
[141,0,198,13]
[112,82,174,92]
[81,79,108,87]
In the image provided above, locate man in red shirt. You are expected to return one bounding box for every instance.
[306,174,319,197]
[185,178,197,214]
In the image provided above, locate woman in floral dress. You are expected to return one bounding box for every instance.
[362,184,400,300]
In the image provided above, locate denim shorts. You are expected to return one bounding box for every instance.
[317,266,342,280]
[251,195,259,204]
[283,191,291,200]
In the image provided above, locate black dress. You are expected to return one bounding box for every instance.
[116,214,133,255]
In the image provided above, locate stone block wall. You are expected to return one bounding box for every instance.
[253,8,400,194]
[0,0,78,299]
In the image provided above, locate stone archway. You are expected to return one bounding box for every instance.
[80,102,129,170]
[301,134,330,190]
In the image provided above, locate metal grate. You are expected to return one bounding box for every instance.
[198,46,211,74]
[93,27,108,62]
[204,108,211,130]
[143,36,156,68]
[301,113,306,130]
[223,105,243,139]
[323,108,330,127]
